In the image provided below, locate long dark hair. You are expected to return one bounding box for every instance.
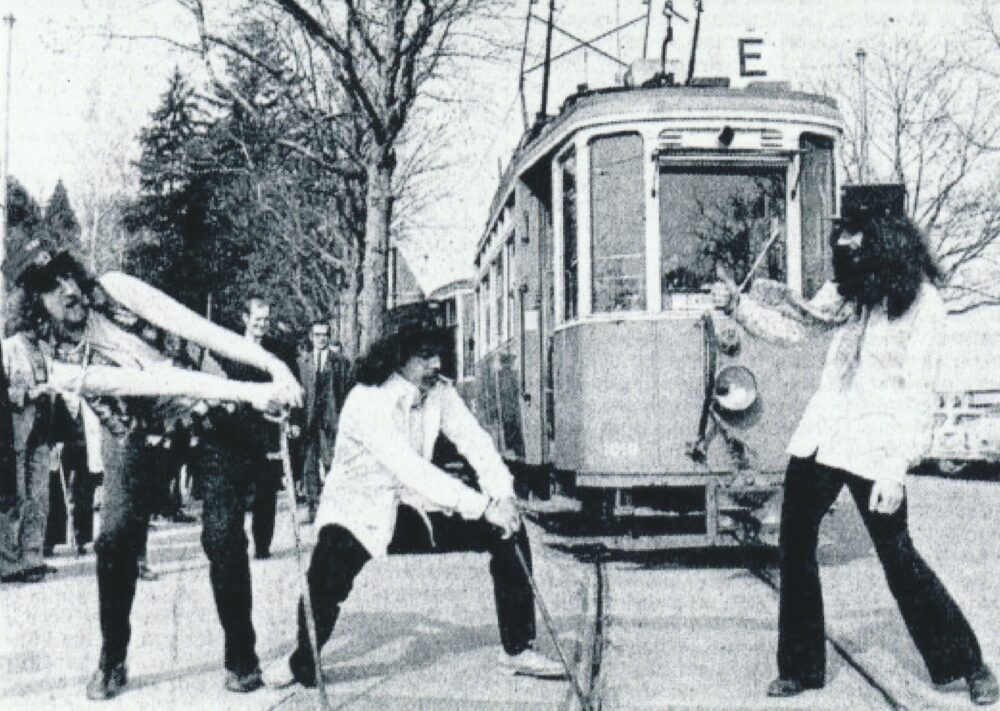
[832,214,943,319]
[354,327,452,386]
[5,252,97,338]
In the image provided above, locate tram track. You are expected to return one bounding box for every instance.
[743,556,907,711]
[566,542,908,711]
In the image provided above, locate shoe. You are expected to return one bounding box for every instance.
[254,550,271,560]
[42,547,54,558]
[86,662,128,700]
[766,677,824,697]
[500,649,567,679]
[137,563,159,581]
[262,658,298,689]
[77,544,88,556]
[225,667,264,693]
[170,511,196,523]
[0,567,46,584]
[969,666,1000,706]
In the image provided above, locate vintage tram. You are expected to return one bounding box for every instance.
[459,80,842,548]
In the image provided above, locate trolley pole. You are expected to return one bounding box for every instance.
[0,14,14,312]
[855,47,869,184]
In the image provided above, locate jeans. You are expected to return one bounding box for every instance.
[93,431,154,670]
[95,430,260,676]
[777,456,983,686]
[198,437,260,675]
[288,507,537,684]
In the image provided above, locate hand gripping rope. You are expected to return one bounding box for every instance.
[271,413,332,711]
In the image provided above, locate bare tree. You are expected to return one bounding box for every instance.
[223,0,511,350]
[814,35,1000,313]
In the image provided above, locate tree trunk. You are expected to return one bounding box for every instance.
[357,156,394,353]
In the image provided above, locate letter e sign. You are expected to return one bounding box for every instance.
[739,38,766,77]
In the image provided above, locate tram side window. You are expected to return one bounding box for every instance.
[591,133,646,312]
[659,166,786,304]
[479,278,490,354]
[462,292,476,378]
[494,254,504,344]
[799,134,835,299]
[560,150,578,320]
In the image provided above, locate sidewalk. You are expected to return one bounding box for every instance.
[0,504,592,711]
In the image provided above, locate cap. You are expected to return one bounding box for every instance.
[2,229,59,285]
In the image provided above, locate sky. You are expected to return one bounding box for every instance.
[0,0,982,292]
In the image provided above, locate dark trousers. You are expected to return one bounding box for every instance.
[94,432,260,675]
[46,456,96,551]
[301,425,333,521]
[777,456,983,686]
[251,460,281,555]
[288,507,537,684]
[199,438,260,675]
[93,431,156,671]
[47,441,98,549]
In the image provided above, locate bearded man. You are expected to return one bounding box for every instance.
[2,233,302,700]
[714,209,998,706]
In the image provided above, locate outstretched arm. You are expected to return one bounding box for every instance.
[46,361,278,412]
[714,276,848,345]
[98,272,302,407]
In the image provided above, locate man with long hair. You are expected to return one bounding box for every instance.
[265,312,565,688]
[1,233,302,700]
[714,211,998,705]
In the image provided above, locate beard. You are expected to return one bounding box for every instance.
[833,244,881,309]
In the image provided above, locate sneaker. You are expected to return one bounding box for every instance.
[225,667,264,693]
[85,663,128,700]
[262,658,298,689]
[500,649,567,679]
[969,666,1000,706]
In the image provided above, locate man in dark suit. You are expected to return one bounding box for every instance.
[296,321,351,522]
[219,297,299,559]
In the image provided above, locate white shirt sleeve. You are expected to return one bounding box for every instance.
[347,387,491,519]
[438,385,516,500]
[734,280,847,345]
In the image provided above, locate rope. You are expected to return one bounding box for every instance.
[512,543,592,711]
[274,417,332,711]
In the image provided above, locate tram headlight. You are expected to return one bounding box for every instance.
[714,365,758,413]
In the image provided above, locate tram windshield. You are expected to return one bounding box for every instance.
[659,166,786,305]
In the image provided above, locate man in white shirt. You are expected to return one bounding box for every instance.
[266,316,565,688]
[715,211,997,705]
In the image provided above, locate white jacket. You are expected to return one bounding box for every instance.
[736,280,944,484]
[314,373,515,557]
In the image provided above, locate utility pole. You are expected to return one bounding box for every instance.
[856,46,869,184]
[0,14,13,309]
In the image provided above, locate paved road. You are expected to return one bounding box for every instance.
[2,474,998,711]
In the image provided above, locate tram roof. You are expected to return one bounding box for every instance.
[428,278,473,300]
[478,83,841,255]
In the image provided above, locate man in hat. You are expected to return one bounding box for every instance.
[713,203,998,705]
[1,231,302,699]
[264,309,566,688]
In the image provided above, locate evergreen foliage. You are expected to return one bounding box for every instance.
[43,179,81,252]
